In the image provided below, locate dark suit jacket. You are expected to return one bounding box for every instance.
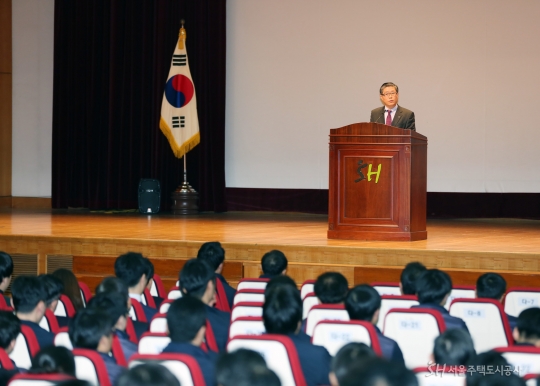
[216,273,236,309]
[205,305,231,352]
[374,326,405,364]
[370,105,416,131]
[288,333,331,386]
[411,303,470,332]
[162,342,218,386]
[20,320,54,350]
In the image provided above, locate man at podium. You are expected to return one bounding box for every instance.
[370,82,416,131]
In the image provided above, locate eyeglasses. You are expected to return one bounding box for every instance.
[381,92,397,97]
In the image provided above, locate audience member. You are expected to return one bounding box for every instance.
[216,349,267,386]
[38,274,67,326]
[476,273,517,330]
[329,342,375,386]
[197,241,236,308]
[263,285,331,386]
[11,275,54,349]
[52,269,84,311]
[264,275,298,297]
[412,269,469,331]
[28,346,76,376]
[314,272,349,304]
[513,307,540,347]
[162,296,217,386]
[432,328,476,366]
[400,261,427,295]
[0,310,20,377]
[338,357,417,386]
[0,252,13,307]
[114,252,157,321]
[466,351,511,386]
[345,284,404,364]
[179,259,230,352]
[141,257,163,307]
[69,308,125,384]
[260,250,288,279]
[114,363,180,386]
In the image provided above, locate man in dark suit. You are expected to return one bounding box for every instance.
[197,241,236,309]
[370,82,416,131]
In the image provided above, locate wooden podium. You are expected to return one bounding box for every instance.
[328,122,427,241]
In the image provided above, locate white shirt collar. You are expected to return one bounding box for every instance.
[129,293,142,302]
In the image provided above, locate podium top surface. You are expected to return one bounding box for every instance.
[329,122,427,143]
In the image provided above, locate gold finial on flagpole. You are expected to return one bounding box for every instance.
[178,19,186,50]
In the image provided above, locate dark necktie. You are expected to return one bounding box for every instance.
[386,110,392,126]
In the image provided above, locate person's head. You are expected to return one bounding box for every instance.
[216,349,278,386]
[416,269,452,305]
[95,276,130,309]
[261,250,288,277]
[341,357,417,386]
[264,274,297,297]
[0,311,20,354]
[476,273,506,301]
[197,241,225,274]
[114,252,149,295]
[433,328,476,366]
[11,275,48,321]
[314,272,349,304]
[87,292,130,332]
[29,346,76,376]
[400,262,427,295]
[379,82,399,109]
[330,343,376,386]
[179,259,216,305]
[69,308,115,353]
[263,285,302,335]
[167,296,207,345]
[51,268,84,311]
[466,351,510,386]
[0,251,14,292]
[115,363,180,386]
[513,308,540,346]
[142,258,155,290]
[345,285,381,324]
[39,274,64,312]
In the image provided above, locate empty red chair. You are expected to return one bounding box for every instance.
[129,353,206,386]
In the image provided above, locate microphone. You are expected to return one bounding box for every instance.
[373,112,384,124]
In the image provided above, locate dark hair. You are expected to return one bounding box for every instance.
[342,357,417,386]
[470,374,526,386]
[476,273,506,300]
[466,351,510,386]
[433,329,476,366]
[331,342,376,385]
[39,274,64,308]
[400,262,427,295]
[263,285,302,335]
[0,252,14,280]
[314,272,349,304]
[69,308,114,350]
[114,252,148,288]
[261,250,288,277]
[345,285,381,322]
[56,381,92,386]
[87,292,129,328]
[264,275,297,297]
[167,296,207,343]
[29,346,76,376]
[96,277,129,304]
[516,308,540,340]
[179,259,215,299]
[52,269,84,311]
[197,241,225,271]
[11,275,46,313]
[216,349,269,386]
[114,363,180,386]
[142,258,154,283]
[379,82,399,95]
[0,311,20,349]
[416,269,452,304]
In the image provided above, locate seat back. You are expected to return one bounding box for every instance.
[141,289,157,309]
[159,299,174,314]
[129,298,148,323]
[0,295,13,312]
[149,313,168,333]
[377,295,419,330]
[215,277,231,312]
[0,348,14,370]
[129,353,206,386]
[505,287,540,317]
[229,317,266,339]
[449,298,513,352]
[231,302,264,322]
[9,325,40,369]
[237,278,269,291]
[300,280,315,300]
[138,332,171,355]
[311,320,382,356]
[443,285,476,310]
[305,304,349,336]
[150,274,167,298]
[523,374,540,386]
[372,282,402,296]
[167,287,183,300]
[54,327,73,349]
[39,309,60,334]
[302,293,319,320]
[233,289,265,305]
[72,348,111,386]
[413,367,467,386]
[227,334,307,386]
[494,346,540,377]
[78,281,93,307]
[54,295,76,318]
[383,308,446,369]
[8,373,76,386]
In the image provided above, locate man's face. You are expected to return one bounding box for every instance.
[380,86,399,109]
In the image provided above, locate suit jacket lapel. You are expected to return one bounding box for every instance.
[377,107,385,123]
[392,106,403,126]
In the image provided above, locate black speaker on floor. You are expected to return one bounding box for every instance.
[138,179,161,214]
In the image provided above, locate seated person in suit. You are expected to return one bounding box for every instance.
[513,307,540,347]
[0,252,13,307]
[340,357,417,386]
[263,285,331,386]
[29,346,76,377]
[260,250,288,279]
[115,252,157,322]
[179,259,231,352]
[87,292,137,361]
[38,274,66,327]
[432,329,476,366]
[69,308,125,384]
[0,310,21,376]
[11,275,54,349]
[412,269,469,332]
[400,261,426,295]
[217,349,280,386]
[466,351,512,386]
[476,272,517,330]
[345,285,405,364]
[329,343,375,386]
[141,257,163,308]
[162,296,218,386]
[115,363,179,386]
[197,241,236,309]
[370,82,416,131]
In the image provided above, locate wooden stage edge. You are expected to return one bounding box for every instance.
[0,210,539,291]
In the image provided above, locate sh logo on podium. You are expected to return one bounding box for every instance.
[354,160,382,183]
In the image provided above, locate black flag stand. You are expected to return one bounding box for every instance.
[171,153,199,215]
